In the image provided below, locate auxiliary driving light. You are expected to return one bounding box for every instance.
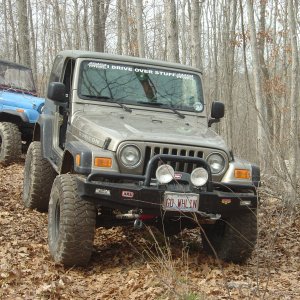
[156,164,175,184]
[191,167,209,187]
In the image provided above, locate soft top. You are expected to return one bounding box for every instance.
[57,50,202,74]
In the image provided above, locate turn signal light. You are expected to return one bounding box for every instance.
[75,154,81,166]
[234,169,250,179]
[94,157,112,168]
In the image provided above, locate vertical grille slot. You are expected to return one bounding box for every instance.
[179,149,186,172]
[187,150,195,173]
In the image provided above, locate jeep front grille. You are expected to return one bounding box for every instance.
[144,144,204,174]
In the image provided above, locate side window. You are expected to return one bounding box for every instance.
[48,55,64,83]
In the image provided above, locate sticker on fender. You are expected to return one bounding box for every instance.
[163,192,199,212]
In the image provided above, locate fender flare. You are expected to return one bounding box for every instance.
[0,109,29,123]
[62,141,93,174]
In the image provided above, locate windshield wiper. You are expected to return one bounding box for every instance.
[137,101,164,106]
[81,95,132,113]
[168,107,185,119]
[112,101,132,113]
[81,95,111,100]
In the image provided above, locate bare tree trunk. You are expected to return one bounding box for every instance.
[181,0,187,65]
[164,0,180,62]
[83,0,90,50]
[17,0,31,66]
[279,4,288,147]
[135,0,145,57]
[239,0,253,158]
[223,0,237,149]
[116,0,122,54]
[3,0,10,59]
[287,0,299,203]
[191,0,201,68]
[212,0,219,100]
[246,0,267,167]
[93,0,110,52]
[258,1,274,145]
[27,0,37,80]
[121,0,130,55]
[155,6,166,60]
[73,0,81,49]
[93,0,102,51]
[128,0,138,56]
[53,0,62,51]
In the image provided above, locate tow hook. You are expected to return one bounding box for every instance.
[197,211,221,220]
[134,219,143,229]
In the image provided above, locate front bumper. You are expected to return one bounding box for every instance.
[77,154,258,217]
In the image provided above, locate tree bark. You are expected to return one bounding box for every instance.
[258,1,274,144]
[3,0,10,59]
[28,0,37,80]
[121,0,130,55]
[17,0,31,67]
[246,0,267,167]
[83,0,90,50]
[135,0,145,57]
[164,0,180,62]
[116,0,122,54]
[287,0,299,203]
[191,0,201,68]
[181,0,187,65]
[93,0,110,52]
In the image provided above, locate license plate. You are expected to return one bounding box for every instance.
[163,192,199,212]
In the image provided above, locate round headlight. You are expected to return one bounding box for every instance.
[207,153,226,174]
[191,167,208,186]
[156,164,174,184]
[37,103,44,113]
[120,145,141,168]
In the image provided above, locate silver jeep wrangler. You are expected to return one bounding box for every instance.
[23,50,259,266]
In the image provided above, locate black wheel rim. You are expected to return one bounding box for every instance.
[23,153,32,199]
[54,201,60,240]
[0,134,2,154]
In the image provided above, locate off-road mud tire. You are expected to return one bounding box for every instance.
[48,174,96,266]
[0,122,22,165]
[201,211,257,263]
[23,141,56,212]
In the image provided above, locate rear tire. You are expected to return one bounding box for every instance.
[0,122,22,165]
[23,141,56,212]
[201,211,257,263]
[48,174,96,266]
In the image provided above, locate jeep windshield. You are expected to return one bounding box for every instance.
[78,61,204,113]
[0,60,36,94]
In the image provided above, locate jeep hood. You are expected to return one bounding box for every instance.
[0,90,44,110]
[72,111,228,152]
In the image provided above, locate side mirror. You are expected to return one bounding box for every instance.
[47,82,67,103]
[208,101,225,127]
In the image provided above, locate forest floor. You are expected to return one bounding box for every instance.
[0,160,299,300]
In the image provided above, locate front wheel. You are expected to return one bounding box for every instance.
[0,122,22,165]
[23,141,56,212]
[48,174,96,266]
[201,211,257,263]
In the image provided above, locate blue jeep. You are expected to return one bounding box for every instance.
[0,59,44,165]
